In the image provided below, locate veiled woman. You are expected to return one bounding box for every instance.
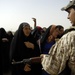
[0,28,10,74]
[40,25,62,75]
[10,22,42,75]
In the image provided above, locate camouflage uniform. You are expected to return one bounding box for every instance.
[42,26,75,75]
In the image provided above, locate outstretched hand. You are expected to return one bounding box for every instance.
[32,18,36,22]
[40,54,45,62]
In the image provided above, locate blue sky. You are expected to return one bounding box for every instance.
[0,0,71,31]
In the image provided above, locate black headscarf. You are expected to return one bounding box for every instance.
[0,28,8,40]
[41,25,52,46]
[10,22,40,61]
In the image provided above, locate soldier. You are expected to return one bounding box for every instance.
[41,0,75,75]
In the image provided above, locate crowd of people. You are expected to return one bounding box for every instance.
[0,18,64,75]
[0,0,75,75]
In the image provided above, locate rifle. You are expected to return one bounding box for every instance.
[12,57,41,65]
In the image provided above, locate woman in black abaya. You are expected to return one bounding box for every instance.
[0,28,10,74]
[10,22,42,75]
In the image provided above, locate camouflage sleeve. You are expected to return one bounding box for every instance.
[68,32,75,75]
[41,31,75,75]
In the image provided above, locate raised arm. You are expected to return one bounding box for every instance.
[32,18,36,29]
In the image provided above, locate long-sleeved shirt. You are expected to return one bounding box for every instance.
[42,27,75,75]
